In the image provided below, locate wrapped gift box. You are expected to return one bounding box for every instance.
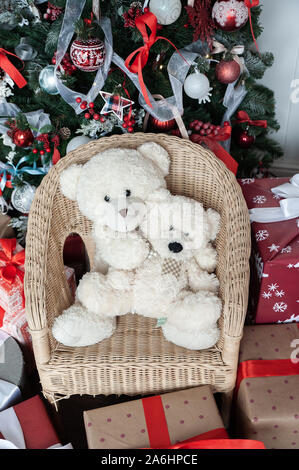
[0,239,25,317]
[84,386,227,449]
[0,395,62,449]
[239,177,299,324]
[233,323,299,449]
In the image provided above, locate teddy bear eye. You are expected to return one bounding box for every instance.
[104,195,110,202]
[169,225,174,231]
[126,189,131,197]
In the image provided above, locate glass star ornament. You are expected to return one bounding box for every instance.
[99,91,134,121]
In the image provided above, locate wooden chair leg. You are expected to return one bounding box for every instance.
[221,389,234,429]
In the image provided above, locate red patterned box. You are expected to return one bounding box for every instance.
[239,177,299,324]
[0,239,25,317]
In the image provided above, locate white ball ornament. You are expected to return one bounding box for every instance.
[184,71,213,104]
[11,184,36,213]
[66,135,93,153]
[149,0,182,25]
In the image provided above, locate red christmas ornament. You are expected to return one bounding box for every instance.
[150,117,176,131]
[212,0,248,32]
[70,38,106,72]
[13,129,34,148]
[216,59,241,84]
[185,0,215,47]
[235,127,255,148]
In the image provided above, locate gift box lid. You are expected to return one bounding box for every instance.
[239,178,299,262]
[84,386,225,449]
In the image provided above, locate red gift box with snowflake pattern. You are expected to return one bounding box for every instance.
[239,177,299,324]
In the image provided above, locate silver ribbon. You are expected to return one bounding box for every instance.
[0,379,22,412]
[55,0,211,121]
[0,100,51,137]
[249,174,299,223]
[15,38,37,61]
[221,80,247,151]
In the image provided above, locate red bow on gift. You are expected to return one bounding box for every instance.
[191,124,239,175]
[0,239,25,287]
[0,49,27,89]
[236,110,267,128]
[244,0,260,53]
[125,12,188,108]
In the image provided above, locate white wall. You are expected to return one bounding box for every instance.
[259,0,299,175]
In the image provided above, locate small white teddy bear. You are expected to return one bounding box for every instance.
[133,190,222,350]
[52,142,170,347]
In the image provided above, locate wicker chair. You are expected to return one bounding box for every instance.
[24,133,251,406]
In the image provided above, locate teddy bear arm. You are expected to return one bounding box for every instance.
[187,258,219,293]
[193,244,218,273]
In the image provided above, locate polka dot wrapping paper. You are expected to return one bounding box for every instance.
[234,323,299,449]
[238,177,299,324]
[83,386,225,449]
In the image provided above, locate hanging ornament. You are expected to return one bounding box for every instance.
[216,59,241,84]
[184,71,212,104]
[149,0,182,25]
[38,65,59,95]
[185,0,215,47]
[70,38,106,72]
[212,0,248,32]
[11,184,36,214]
[100,91,134,122]
[12,128,34,148]
[66,135,93,153]
[234,126,255,148]
[150,117,176,131]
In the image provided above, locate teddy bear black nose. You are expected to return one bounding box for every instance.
[168,242,183,253]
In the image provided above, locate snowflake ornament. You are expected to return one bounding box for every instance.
[255,229,269,242]
[273,302,288,313]
[268,283,279,292]
[253,195,267,204]
[281,246,292,254]
[262,292,272,299]
[277,314,299,324]
[275,290,285,298]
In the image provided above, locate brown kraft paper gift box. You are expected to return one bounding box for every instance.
[84,386,226,449]
[234,323,299,449]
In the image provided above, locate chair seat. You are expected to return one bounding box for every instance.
[42,314,228,398]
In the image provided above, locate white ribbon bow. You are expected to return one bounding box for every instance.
[249,174,299,223]
[0,406,73,449]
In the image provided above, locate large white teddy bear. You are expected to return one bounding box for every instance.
[135,190,222,350]
[52,142,169,347]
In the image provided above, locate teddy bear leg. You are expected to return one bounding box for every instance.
[52,303,116,347]
[76,271,131,318]
[161,291,221,350]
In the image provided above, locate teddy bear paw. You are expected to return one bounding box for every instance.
[52,304,116,347]
[162,322,220,350]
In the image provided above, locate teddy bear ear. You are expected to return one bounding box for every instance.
[59,164,83,201]
[206,208,221,241]
[137,142,170,176]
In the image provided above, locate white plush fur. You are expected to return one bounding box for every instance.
[52,143,169,347]
[53,143,221,350]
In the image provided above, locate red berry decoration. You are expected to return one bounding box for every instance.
[80,102,87,110]
[216,60,241,84]
[46,147,51,153]
[128,126,134,133]
[89,102,94,108]
[40,150,45,155]
[70,38,106,72]
[212,0,248,32]
[13,129,34,148]
[43,2,63,22]
[84,113,91,119]
[93,114,100,121]
[150,117,176,131]
[235,127,255,148]
[123,4,143,28]
[76,97,82,103]
[32,148,38,154]
[100,117,106,123]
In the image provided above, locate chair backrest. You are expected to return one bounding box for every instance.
[25,133,251,362]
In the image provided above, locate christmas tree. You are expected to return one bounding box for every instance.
[0,0,282,238]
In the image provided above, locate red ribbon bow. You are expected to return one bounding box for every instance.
[125,12,188,108]
[191,124,239,175]
[0,48,27,89]
[236,110,267,128]
[0,239,25,306]
[244,0,260,53]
